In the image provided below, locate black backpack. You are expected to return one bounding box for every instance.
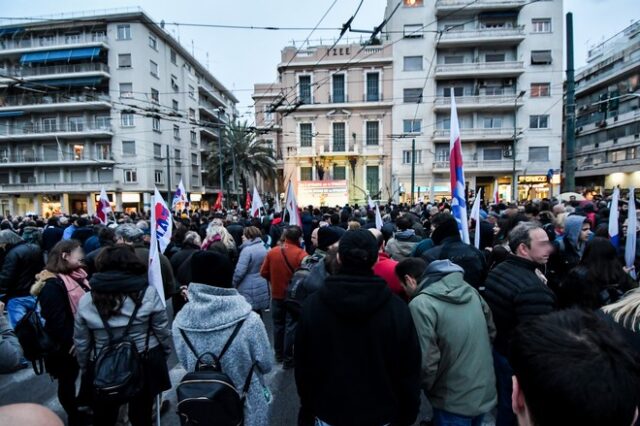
[176,319,255,426]
[14,294,58,375]
[284,254,324,318]
[91,288,148,402]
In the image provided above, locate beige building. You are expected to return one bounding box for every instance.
[253,43,393,207]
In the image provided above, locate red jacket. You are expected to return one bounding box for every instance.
[373,252,407,301]
[260,242,307,300]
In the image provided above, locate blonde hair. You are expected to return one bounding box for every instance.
[347,221,361,231]
[601,288,640,331]
[203,220,236,250]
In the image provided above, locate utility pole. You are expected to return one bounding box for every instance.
[564,12,576,192]
[166,144,171,203]
[216,111,225,209]
[410,138,416,205]
[512,90,526,201]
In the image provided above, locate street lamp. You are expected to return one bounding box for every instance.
[512,90,526,202]
[216,109,225,208]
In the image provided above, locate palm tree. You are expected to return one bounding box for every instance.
[206,120,276,204]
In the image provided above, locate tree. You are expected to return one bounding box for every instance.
[205,120,276,203]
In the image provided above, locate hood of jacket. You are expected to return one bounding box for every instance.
[418,260,472,304]
[30,270,57,296]
[319,273,392,320]
[239,237,262,251]
[394,228,418,241]
[174,283,252,331]
[89,270,148,293]
[564,215,587,249]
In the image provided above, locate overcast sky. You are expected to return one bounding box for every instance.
[1,0,637,116]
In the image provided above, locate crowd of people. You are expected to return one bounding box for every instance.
[0,192,639,426]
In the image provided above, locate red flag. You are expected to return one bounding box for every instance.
[213,191,223,211]
[245,191,251,211]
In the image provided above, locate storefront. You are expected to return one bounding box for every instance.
[518,175,555,200]
[122,192,142,215]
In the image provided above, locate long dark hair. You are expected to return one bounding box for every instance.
[581,237,625,285]
[46,240,81,274]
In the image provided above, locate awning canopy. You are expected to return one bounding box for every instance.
[25,77,103,88]
[0,27,24,37]
[20,47,102,64]
[0,111,24,118]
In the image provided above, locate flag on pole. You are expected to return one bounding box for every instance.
[493,180,500,204]
[251,187,264,218]
[609,187,620,248]
[449,94,470,244]
[367,195,375,210]
[470,188,482,249]
[149,188,172,306]
[274,195,282,213]
[285,181,301,226]
[625,188,637,279]
[245,191,252,212]
[213,190,223,211]
[96,188,112,224]
[375,204,383,231]
[171,179,188,210]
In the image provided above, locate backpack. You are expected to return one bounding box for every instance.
[176,319,255,426]
[14,295,58,375]
[284,254,324,318]
[91,288,148,402]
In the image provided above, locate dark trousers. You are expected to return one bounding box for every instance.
[493,349,517,426]
[271,299,296,362]
[93,391,155,426]
[57,360,80,424]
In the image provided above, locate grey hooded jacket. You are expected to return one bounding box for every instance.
[173,284,273,426]
[233,238,270,310]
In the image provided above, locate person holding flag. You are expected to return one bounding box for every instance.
[449,94,470,244]
[96,188,114,224]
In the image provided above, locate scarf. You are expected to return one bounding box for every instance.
[58,269,90,315]
[201,234,222,251]
[89,270,148,293]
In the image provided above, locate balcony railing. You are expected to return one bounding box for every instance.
[434,93,520,107]
[433,159,522,170]
[436,0,527,9]
[439,26,525,42]
[0,34,107,51]
[0,182,108,192]
[433,127,519,139]
[435,61,524,75]
[0,122,112,137]
[0,92,110,108]
[1,62,110,78]
[0,154,114,164]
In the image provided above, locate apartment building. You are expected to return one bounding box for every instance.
[573,20,640,192]
[0,8,237,216]
[254,43,393,206]
[384,0,563,202]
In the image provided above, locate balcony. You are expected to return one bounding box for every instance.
[0,154,114,168]
[435,61,524,79]
[0,92,111,112]
[0,122,113,140]
[0,62,110,83]
[433,159,522,173]
[433,127,520,142]
[0,36,108,56]
[0,181,109,193]
[438,26,525,47]
[436,0,527,14]
[199,126,221,141]
[198,81,227,108]
[434,93,523,111]
[576,56,640,95]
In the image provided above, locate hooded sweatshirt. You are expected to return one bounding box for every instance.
[564,215,588,255]
[409,260,497,417]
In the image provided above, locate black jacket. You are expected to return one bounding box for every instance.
[558,265,638,310]
[226,223,244,249]
[0,242,43,300]
[70,226,94,245]
[170,243,200,287]
[420,236,488,290]
[295,273,421,426]
[483,255,556,357]
[41,226,63,252]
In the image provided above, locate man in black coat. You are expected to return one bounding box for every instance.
[483,221,556,426]
[295,229,421,426]
[41,217,63,256]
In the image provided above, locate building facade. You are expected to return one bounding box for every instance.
[573,20,640,192]
[384,0,563,202]
[254,43,393,206]
[0,8,237,216]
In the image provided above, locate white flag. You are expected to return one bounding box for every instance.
[375,203,383,231]
[625,188,637,279]
[609,187,620,248]
[285,181,301,226]
[251,186,264,218]
[367,195,375,210]
[96,187,112,224]
[274,195,282,213]
[470,188,482,249]
[172,179,188,210]
[149,188,171,306]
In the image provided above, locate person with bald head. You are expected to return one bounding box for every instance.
[0,403,63,426]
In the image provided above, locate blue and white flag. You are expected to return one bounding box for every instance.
[609,187,620,248]
[449,94,470,244]
[171,179,188,210]
[625,188,637,280]
[470,188,482,249]
[149,188,172,305]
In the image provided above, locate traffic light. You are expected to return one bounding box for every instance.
[598,93,609,114]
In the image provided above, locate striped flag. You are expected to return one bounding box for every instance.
[449,94,470,244]
[96,187,112,224]
[609,187,620,248]
[470,188,482,249]
[285,181,301,226]
[149,188,172,306]
[171,179,188,210]
[251,187,264,218]
[625,188,637,279]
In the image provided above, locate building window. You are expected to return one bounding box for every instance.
[366,166,379,196]
[150,60,159,78]
[118,53,132,68]
[483,117,503,128]
[153,143,162,159]
[300,167,313,181]
[263,105,274,124]
[529,114,549,129]
[44,170,60,183]
[120,112,134,127]
[154,170,163,184]
[124,169,137,183]
[444,55,464,64]
[485,53,506,62]
[122,140,136,156]
[19,172,35,184]
[152,117,161,132]
[529,146,549,161]
[170,49,177,65]
[404,56,423,71]
[190,130,197,145]
[42,117,57,132]
[95,115,110,129]
[119,82,133,98]
[402,150,423,164]
[299,75,312,104]
[333,166,346,180]
[403,0,423,6]
[174,149,181,163]
[191,153,198,165]
[530,83,550,97]
[404,24,423,38]
[188,108,196,121]
[443,87,464,97]
[333,122,346,152]
[332,74,345,103]
[435,144,450,162]
[483,148,502,160]
[366,72,380,101]
[188,85,195,99]
[73,144,84,160]
[403,119,421,133]
[0,173,9,184]
[68,117,84,132]
[172,99,179,112]
[116,24,131,40]
[532,18,551,33]
[531,50,552,65]
[173,125,180,139]
[151,88,159,103]
[366,121,379,146]
[403,88,423,103]
[148,34,157,50]
[300,123,313,147]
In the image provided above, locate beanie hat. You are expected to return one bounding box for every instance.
[191,251,233,288]
[431,216,460,245]
[317,226,344,250]
[338,229,378,273]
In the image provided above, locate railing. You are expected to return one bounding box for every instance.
[0,92,110,107]
[436,0,527,8]
[434,159,521,169]
[576,56,640,93]
[433,127,519,138]
[0,122,112,136]
[436,61,524,74]
[0,182,109,191]
[434,93,519,106]
[198,80,227,105]
[0,35,107,51]
[0,154,113,163]
[10,62,110,77]
[439,26,525,40]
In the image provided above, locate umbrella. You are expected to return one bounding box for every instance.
[558,192,585,202]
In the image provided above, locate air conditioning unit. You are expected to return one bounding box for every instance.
[1,157,8,163]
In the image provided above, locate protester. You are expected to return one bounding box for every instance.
[173,251,273,426]
[295,230,421,426]
[74,244,171,426]
[41,217,63,259]
[82,227,116,278]
[233,226,270,314]
[170,230,202,314]
[0,301,23,373]
[202,218,238,265]
[548,215,591,290]
[370,228,406,300]
[385,215,422,261]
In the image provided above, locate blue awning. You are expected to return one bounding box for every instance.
[0,27,24,37]
[27,77,103,87]
[0,111,24,118]
[20,47,101,64]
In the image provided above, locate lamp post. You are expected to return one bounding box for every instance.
[512,90,526,202]
[216,109,225,208]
